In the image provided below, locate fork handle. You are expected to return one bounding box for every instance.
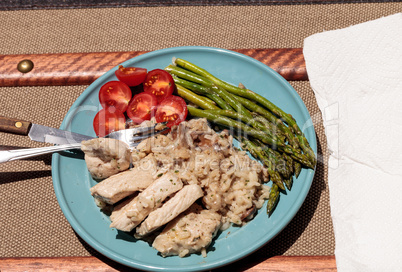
[0,143,82,163]
[0,116,31,135]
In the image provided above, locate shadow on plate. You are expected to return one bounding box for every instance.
[0,170,52,185]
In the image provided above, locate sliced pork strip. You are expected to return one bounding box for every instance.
[81,138,131,179]
[109,195,135,222]
[152,203,221,257]
[90,154,157,204]
[135,184,204,238]
[110,172,183,232]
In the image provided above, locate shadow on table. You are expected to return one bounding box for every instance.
[72,136,327,271]
[0,170,52,184]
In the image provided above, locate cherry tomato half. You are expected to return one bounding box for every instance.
[115,65,147,87]
[93,107,126,137]
[155,96,188,127]
[143,69,174,103]
[99,81,132,112]
[126,92,158,124]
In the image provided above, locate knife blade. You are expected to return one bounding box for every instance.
[0,116,93,145]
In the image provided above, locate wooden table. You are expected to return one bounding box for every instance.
[0,48,335,271]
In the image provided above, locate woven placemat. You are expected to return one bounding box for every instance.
[1,3,401,260]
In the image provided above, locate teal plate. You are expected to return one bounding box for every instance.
[51,46,316,272]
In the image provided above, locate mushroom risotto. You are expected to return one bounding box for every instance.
[82,118,270,257]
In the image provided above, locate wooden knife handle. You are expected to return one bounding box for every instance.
[0,48,307,87]
[0,116,31,135]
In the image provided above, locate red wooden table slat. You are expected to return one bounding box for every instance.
[0,255,336,272]
[0,48,307,87]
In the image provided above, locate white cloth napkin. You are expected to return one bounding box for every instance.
[303,13,402,272]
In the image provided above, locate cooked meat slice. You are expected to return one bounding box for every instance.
[90,169,152,205]
[81,138,131,179]
[135,137,152,154]
[135,184,204,238]
[131,153,158,176]
[136,134,173,154]
[152,134,173,149]
[90,154,158,204]
[109,195,135,222]
[170,146,191,160]
[152,204,221,257]
[90,167,156,206]
[109,172,183,232]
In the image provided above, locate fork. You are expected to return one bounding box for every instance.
[0,123,169,163]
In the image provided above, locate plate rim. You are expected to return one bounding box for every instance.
[52,45,317,272]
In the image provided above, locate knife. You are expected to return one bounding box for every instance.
[0,116,93,145]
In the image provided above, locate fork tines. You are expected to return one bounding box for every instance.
[130,121,168,135]
[129,126,170,148]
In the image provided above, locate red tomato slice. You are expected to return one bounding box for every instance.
[126,92,158,124]
[99,81,132,112]
[143,69,174,103]
[155,96,188,127]
[115,65,147,87]
[93,107,126,137]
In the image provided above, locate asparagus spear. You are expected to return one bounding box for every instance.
[205,109,282,143]
[267,183,280,216]
[279,145,314,169]
[281,153,294,177]
[169,61,299,149]
[188,106,283,148]
[242,139,287,214]
[165,64,214,88]
[167,65,234,110]
[283,176,293,191]
[296,134,317,166]
[174,72,314,168]
[174,58,316,166]
[233,95,299,149]
[240,137,286,191]
[176,85,219,110]
[212,86,253,118]
[188,106,314,169]
[172,75,252,118]
[174,78,233,111]
[175,58,301,133]
[252,113,286,143]
[282,152,302,180]
[260,143,292,179]
[293,160,302,178]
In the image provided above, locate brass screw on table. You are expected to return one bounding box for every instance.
[17,59,34,73]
